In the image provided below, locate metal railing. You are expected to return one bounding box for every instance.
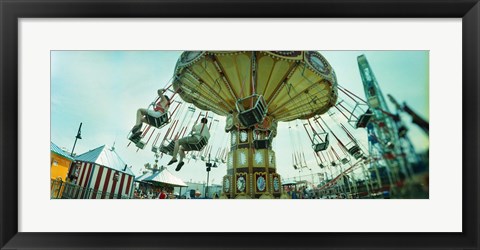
[50,179,131,199]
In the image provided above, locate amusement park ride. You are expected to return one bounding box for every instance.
[127,51,429,199]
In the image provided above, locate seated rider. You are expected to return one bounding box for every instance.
[131,89,170,134]
[168,118,210,171]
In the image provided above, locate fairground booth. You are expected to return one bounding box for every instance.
[50,142,75,198]
[134,165,187,199]
[57,145,136,199]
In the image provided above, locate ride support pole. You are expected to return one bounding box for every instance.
[338,85,368,104]
[340,124,359,145]
[170,120,179,140]
[339,102,358,119]
[141,125,151,137]
[162,120,175,141]
[191,113,201,130]
[314,117,325,131]
[164,82,173,91]
[145,128,156,145]
[334,105,350,120]
[169,102,181,118]
[303,123,314,144]
[208,118,215,130]
[320,117,347,150]
[153,133,161,147]
[302,152,308,167]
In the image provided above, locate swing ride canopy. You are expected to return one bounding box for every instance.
[172,51,338,122]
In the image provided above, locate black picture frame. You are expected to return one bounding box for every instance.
[1,0,478,249]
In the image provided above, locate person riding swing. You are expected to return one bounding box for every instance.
[131,89,170,135]
[168,117,210,171]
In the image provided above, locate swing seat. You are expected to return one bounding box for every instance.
[347,145,363,159]
[181,137,208,151]
[312,133,329,152]
[254,139,271,149]
[236,94,267,127]
[253,128,273,149]
[355,110,373,128]
[353,151,363,160]
[347,145,360,155]
[313,142,329,152]
[348,103,371,129]
[145,112,169,129]
[159,140,175,155]
[341,158,349,164]
[129,131,143,145]
[136,141,146,150]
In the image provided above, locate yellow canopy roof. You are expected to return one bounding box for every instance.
[172,51,338,123]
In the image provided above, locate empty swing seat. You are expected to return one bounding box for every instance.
[236,94,267,127]
[181,136,208,151]
[347,145,363,160]
[253,129,273,149]
[312,133,329,152]
[129,132,146,149]
[353,151,363,159]
[146,112,169,128]
[136,141,146,150]
[159,140,175,155]
[313,141,329,152]
[129,133,141,144]
[355,110,373,128]
[253,138,271,149]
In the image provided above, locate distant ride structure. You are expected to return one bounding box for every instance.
[172,51,338,198]
[357,55,403,192]
[357,55,424,195]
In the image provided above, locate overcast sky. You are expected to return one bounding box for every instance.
[51,51,429,186]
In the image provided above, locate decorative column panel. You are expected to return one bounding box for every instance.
[222,129,281,199]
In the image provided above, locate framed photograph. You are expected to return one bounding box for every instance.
[1,0,479,249]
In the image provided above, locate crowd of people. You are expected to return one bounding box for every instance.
[133,186,176,199]
[283,185,355,199]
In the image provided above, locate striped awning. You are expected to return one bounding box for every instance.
[75,145,135,176]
